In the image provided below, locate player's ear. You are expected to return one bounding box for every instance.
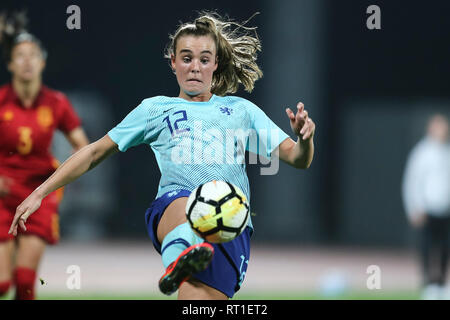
[171,54,176,74]
[40,58,46,72]
[213,56,218,72]
[7,61,14,73]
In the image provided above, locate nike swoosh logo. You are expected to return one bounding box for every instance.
[163,107,175,113]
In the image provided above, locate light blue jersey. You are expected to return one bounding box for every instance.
[108,95,290,230]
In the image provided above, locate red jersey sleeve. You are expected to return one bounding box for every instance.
[57,94,81,134]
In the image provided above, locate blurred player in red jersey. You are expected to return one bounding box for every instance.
[0,12,89,299]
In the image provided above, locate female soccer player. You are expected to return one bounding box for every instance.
[0,12,89,299]
[8,12,315,300]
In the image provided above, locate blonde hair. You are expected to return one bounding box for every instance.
[165,11,263,96]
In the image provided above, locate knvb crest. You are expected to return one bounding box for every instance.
[220,106,233,115]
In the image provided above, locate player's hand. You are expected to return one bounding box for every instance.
[0,176,12,198]
[8,191,43,236]
[286,102,316,141]
[409,212,427,229]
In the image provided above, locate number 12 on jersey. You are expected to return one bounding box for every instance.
[163,110,190,136]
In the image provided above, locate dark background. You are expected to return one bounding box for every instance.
[1,0,449,247]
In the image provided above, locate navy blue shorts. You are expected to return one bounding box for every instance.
[144,189,251,298]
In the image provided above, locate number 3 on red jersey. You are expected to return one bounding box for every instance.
[17,126,33,155]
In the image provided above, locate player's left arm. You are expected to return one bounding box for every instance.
[65,127,90,151]
[276,102,315,169]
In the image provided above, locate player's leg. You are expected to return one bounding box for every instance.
[0,203,16,298]
[429,216,443,285]
[0,240,15,297]
[12,192,60,300]
[157,197,205,270]
[420,215,443,299]
[436,217,449,286]
[157,197,190,243]
[157,197,218,299]
[441,217,450,299]
[419,216,432,287]
[14,234,46,300]
[441,218,450,285]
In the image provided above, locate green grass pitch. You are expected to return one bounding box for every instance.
[1,290,421,300]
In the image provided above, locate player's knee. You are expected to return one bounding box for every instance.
[0,280,11,297]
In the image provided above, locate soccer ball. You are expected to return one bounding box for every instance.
[186,180,250,243]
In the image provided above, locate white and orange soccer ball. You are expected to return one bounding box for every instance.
[186,180,250,243]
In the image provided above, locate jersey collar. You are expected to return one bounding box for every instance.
[7,82,46,109]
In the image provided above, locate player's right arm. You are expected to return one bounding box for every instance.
[8,134,119,236]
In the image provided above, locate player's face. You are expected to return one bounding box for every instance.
[428,115,449,142]
[8,41,45,82]
[171,35,218,100]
